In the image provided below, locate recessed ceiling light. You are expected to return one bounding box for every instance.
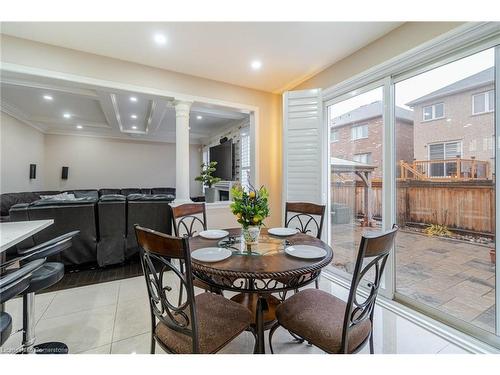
[153,33,167,45]
[196,115,203,120]
[132,126,138,130]
[76,125,83,129]
[131,114,137,119]
[43,95,53,101]
[130,96,138,102]
[63,113,71,119]
[250,60,262,70]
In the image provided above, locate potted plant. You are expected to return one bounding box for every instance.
[195,161,221,203]
[230,184,270,244]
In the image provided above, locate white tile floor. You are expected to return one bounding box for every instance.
[1,275,474,354]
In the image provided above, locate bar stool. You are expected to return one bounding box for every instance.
[4,231,79,354]
[0,259,46,349]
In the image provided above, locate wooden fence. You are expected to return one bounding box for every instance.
[331,179,494,235]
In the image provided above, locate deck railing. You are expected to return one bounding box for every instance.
[399,157,490,181]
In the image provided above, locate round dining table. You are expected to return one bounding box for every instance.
[189,227,333,354]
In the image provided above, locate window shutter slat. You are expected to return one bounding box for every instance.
[283,89,323,204]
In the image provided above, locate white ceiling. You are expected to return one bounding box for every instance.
[0,71,248,143]
[0,22,402,93]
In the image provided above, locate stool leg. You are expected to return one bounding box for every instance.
[22,292,36,354]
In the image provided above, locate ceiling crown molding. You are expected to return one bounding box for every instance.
[0,102,47,132]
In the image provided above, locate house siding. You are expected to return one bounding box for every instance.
[413,83,495,167]
[331,116,414,178]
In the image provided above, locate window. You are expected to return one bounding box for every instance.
[240,129,251,190]
[331,129,339,142]
[428,141,462,177]
[422,103,445,121]
[472,90,495,114]
[353,153,371,164]
[351,124,368,140]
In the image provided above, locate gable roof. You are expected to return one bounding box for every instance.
[331,101,413,128]
[406,67,494,107]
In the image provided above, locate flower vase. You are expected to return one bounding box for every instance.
[242,225,261,245]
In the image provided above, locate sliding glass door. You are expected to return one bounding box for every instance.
[394,47,497,336]
[322,43,500,347]
[327,85,384,277]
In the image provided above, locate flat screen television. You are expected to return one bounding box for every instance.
[209,140,233,181]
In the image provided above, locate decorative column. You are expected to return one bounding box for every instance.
[173,100,193,205]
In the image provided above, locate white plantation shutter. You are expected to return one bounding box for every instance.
[283,88,324,204]
[240,130,251,190]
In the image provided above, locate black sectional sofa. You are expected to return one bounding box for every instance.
[1,188,177,267]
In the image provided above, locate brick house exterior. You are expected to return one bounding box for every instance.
[407,67,495,178]
[330,101,414,178]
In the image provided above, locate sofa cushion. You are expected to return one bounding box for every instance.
[99,194,126,202]
[31,197,97,206]
[126,194,172,201]
[98,188,121,196]
[120,188,142,196]
[1,192,40,216]
[151,187,175,196]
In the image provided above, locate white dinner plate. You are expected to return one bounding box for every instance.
[268,227,298,237]
[199,230,229,240]
[191,247,232,262]
[285,245,327,260]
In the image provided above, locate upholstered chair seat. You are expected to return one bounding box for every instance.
[270,226,398,354]
[275,288,371,353]
[155,292,252,354]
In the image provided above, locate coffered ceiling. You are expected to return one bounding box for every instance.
[0,72,248,144]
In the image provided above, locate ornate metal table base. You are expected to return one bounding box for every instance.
[189,228,334,354]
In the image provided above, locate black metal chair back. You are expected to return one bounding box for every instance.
[340,225,398,353]
[134,225,200,353]
[285,202,326,239]
[171,203,207,237]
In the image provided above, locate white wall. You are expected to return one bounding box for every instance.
[43,134,203,195]
[0,112,45,193]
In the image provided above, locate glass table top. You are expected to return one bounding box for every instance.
[217,234,290,257]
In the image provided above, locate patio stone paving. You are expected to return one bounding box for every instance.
[330,223,496,333]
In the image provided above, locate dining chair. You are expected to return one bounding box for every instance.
[170,203,222,295]
[171,203,207,237]
[284,202,326,289]
[269,225,398,354]
[134,225,253,354]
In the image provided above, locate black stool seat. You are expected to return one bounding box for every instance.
[0,312,12,346]
[0,259,45,303]
[24,262,64,294]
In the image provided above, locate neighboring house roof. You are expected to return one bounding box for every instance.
[331,101,413,128]
[406,67,494,107]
